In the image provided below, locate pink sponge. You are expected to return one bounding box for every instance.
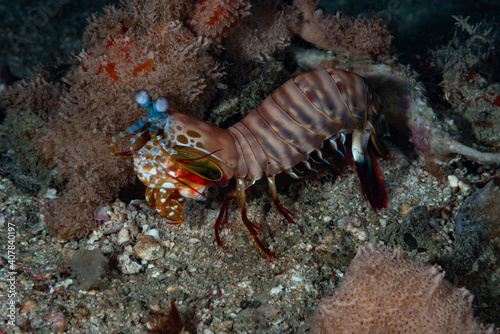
[310,244,496,334]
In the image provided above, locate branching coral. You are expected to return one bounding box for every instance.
[431,15,500,148]
[222,0,298,63]
[221,0,393,63]
[188,0,251,39]
[310,244,497,333]
[293,0,393,57]
[79,1,221,116]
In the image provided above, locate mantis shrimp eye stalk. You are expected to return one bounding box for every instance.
[153,96,169,113]
[135,89,152,107]
[110,90,171,156]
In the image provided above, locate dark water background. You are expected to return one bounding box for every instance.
[1,0,499,79]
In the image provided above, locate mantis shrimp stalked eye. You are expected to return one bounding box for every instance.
[110,89,169,156]
[112,69,389,259]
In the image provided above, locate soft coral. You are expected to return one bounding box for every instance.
[188,0,251,38]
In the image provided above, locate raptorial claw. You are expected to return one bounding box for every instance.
[145,187,184,223]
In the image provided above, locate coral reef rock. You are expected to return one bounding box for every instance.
[450,177,500,275]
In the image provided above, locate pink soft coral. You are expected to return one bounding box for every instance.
[310,244,497,333]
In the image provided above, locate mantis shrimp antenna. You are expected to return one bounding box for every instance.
[110,90,170,156]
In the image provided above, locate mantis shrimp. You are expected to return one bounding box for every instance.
[111,68,389,259]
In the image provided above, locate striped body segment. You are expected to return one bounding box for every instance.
[227,69,384,181]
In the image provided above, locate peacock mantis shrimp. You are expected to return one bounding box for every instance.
[111,68,390,259]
